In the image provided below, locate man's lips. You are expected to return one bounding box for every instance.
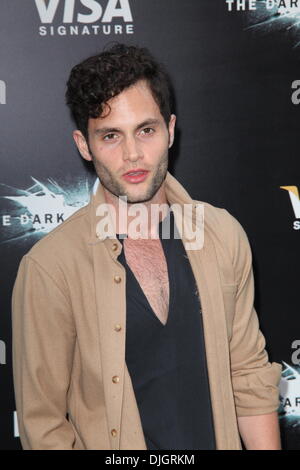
[122,169,149,184]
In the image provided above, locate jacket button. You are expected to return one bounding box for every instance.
[111,429,117,437]
[114,275,121,283]
[112,243,118,251]
[112,375,120,383]
[114,324,122,332]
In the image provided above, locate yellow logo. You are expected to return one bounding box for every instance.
[280,186,300,229]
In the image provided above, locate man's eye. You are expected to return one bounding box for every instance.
[140,128,154,136]
[103,133,117,141]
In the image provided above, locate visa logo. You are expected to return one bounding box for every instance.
[34,0,133,24]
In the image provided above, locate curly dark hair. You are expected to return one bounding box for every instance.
[66,43,173,140]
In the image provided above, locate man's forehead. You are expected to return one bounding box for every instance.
[89,82,163,128]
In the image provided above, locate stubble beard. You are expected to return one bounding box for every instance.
[90,151,169,204]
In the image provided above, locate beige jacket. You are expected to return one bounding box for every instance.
[12,171,282,450]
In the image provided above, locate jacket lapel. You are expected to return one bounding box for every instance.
[89,181,146,449]
[165,172,240,449]
[182,228,240,449]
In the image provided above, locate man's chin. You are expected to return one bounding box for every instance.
[101,182,152,204]
[117,181,156,204]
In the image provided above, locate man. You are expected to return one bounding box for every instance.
[12,44,282,450]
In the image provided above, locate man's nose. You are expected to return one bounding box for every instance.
[122,136,143,162]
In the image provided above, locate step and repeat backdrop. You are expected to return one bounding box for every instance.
[0,0,299,450]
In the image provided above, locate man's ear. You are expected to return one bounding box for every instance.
[73,130,92,162]
[168,114,176,148]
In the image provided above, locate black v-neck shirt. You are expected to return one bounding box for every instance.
[117,209,216,450]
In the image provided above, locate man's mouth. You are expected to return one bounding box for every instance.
[122,170,149,184]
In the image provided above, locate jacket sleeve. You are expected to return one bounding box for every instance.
[223,210,282,417]
[12,254,77,449]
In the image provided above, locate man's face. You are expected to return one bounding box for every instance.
[74,80,176,204]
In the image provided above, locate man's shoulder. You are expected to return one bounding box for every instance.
[192,198,251,261]
[193,198,235,234]
[24,201,91,264]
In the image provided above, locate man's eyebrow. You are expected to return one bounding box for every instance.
[94,118,161,136]
[94,126,121,136]
[136,118,161,130]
